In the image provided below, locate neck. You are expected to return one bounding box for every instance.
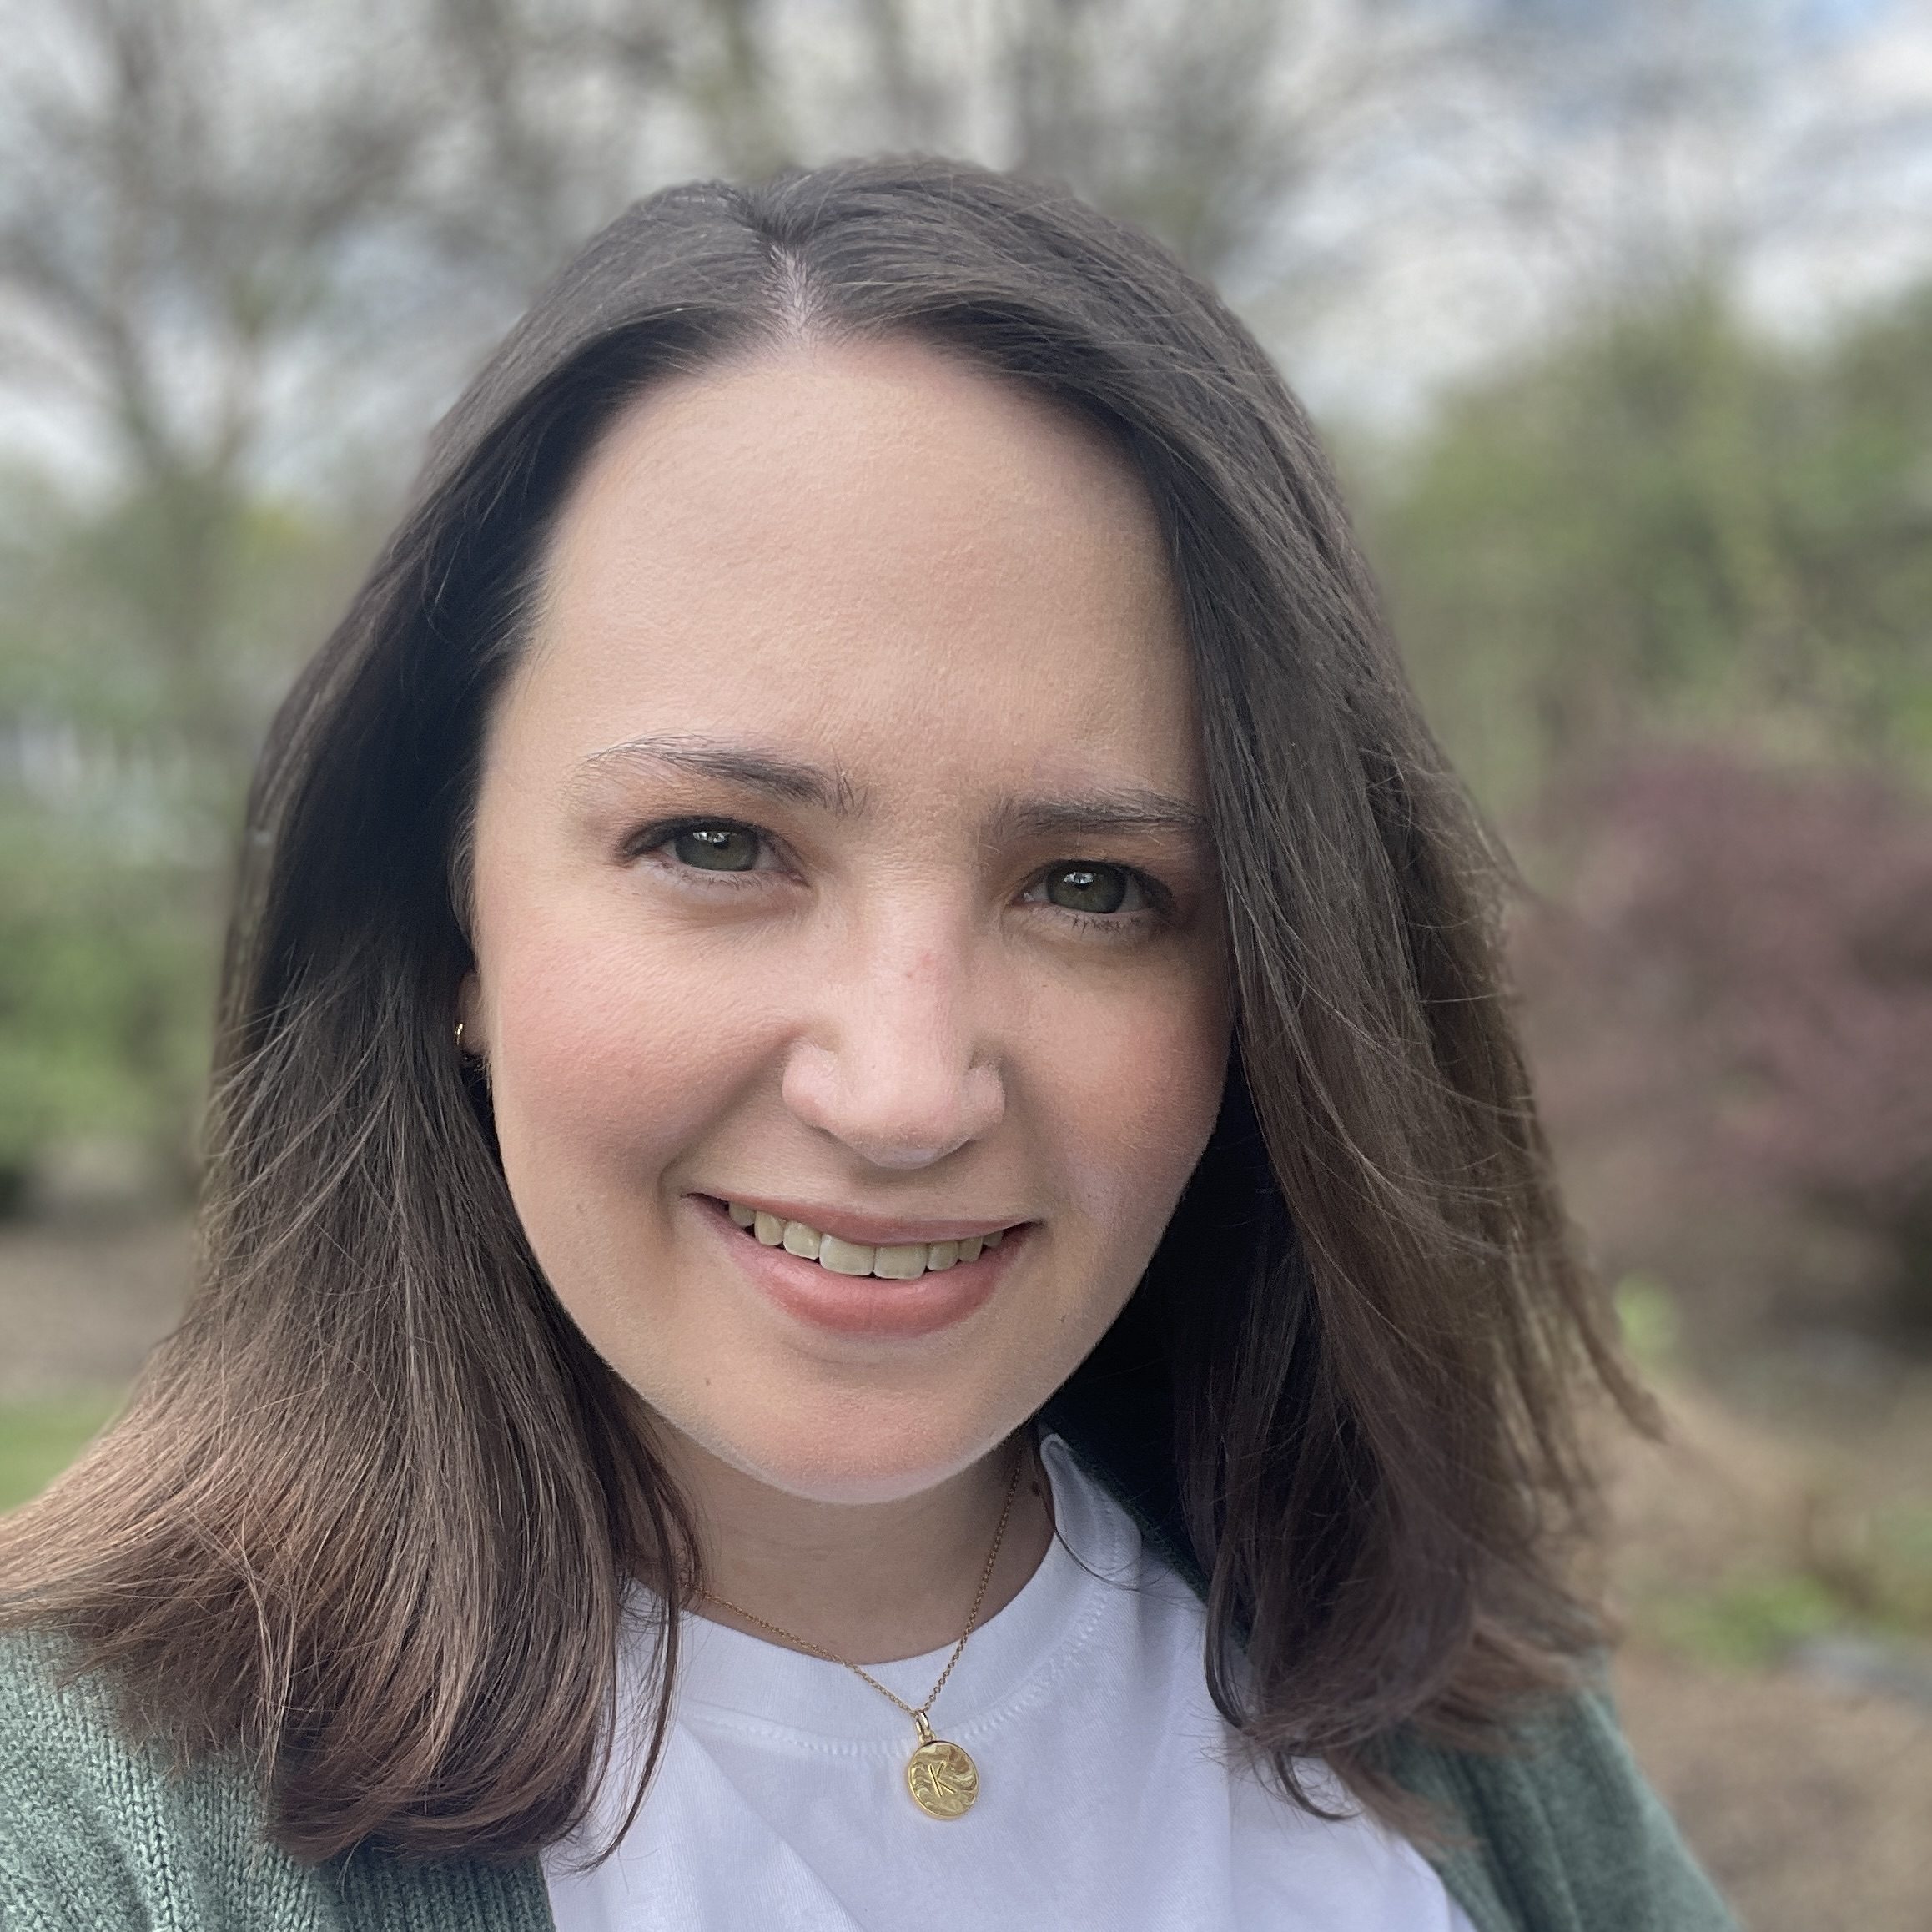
[664,1429,1055,1666]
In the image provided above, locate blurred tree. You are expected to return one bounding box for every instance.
[0,472,369,1184]
[1781,283,1932,757]
[842,0,1471,284]
[400,0,1460,289]
[0,0,434,1183]
[0,0,425,780]
[1364,284,1932,809]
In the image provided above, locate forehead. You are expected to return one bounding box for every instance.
[499,336,1200,804]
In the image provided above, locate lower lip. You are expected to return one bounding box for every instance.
[700,1200,1019,1339]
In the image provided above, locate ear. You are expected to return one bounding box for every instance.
[455,970,487,1058]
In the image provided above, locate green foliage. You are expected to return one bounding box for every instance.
[1638,1569,1844,1670]
[1634,1512,1932,1671]
[0,1392,120,1512]
[0,470,371,1182]
[0,812,219,1175]
[1864,1503,1932,1633]
[1625,1438,1932,1671]
[1357,282,1932,811]
[1614,1273,1684,1376]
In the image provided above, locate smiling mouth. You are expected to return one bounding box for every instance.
[712,1198,1019,1281]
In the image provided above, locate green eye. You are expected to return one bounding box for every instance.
[671,826,760,872]
[1043,863,1131,914]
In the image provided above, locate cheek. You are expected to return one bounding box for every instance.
[1034,962,1231,1263]
[480,911,766,1197]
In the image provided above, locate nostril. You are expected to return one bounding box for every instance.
[777,1039,1004,1170]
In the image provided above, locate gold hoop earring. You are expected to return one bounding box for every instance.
[455,1019,489,1088]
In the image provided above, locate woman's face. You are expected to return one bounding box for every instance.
[464,337,1230,1504]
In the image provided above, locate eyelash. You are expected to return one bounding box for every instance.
[623,815,771,859]
[621,817,1174,933]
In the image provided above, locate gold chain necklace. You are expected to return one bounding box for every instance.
[700,1444,1027,1820]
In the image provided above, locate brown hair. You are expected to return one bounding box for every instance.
[0,156,1643,1860]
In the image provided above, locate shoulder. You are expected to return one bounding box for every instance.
[0,1628,549,1932]
[1391,1682,1738,1932]
[0,1626,314,1929]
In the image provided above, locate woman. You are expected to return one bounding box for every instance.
[0,158,1734,1929]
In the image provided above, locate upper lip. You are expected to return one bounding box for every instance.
[698,1192,1027,1248]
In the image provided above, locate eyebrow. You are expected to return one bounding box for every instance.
[573,732,1210,846]
[988,790,1211,845]
[574,734,863,815]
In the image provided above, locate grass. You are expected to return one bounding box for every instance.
[0,1391,122,1511]
[1637,1571,1844,1670]
[1628,1503,1932,1670]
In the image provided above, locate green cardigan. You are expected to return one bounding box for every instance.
[0,1632,1737,1932]
[0,1406,1738,1930]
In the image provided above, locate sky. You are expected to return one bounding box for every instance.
[1283,0,1932,423]
[5,0,1932,480]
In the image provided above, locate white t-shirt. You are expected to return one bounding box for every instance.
[544,1433,1477,1931]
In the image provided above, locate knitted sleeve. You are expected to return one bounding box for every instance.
[0,1631,549,1932]
[0,1629,346,1931]
[1390,1683,1740,1932]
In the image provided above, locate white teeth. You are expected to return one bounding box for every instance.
[818,1233,876,1275]
[722,1204,1011,1280]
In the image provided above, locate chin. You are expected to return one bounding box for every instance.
[668,1391,1021,1506]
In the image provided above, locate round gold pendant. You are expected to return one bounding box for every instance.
[906,1737,979,1819]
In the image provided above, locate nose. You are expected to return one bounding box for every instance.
[780,931,1005,1170]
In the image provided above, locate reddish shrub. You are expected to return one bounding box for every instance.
[1510,749,1932,1344]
